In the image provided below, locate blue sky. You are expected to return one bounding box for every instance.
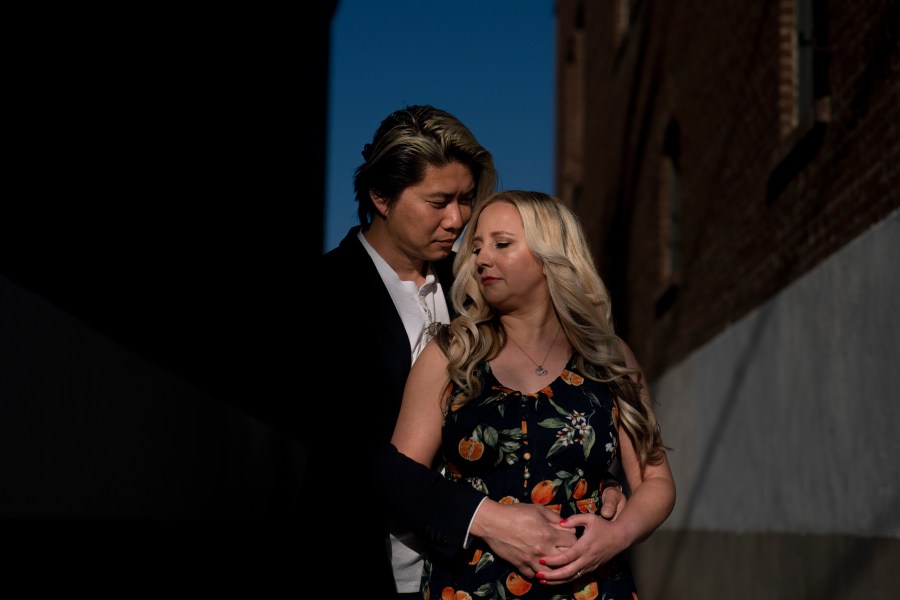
[324,0,557,252]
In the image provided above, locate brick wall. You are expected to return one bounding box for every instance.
[556,0,899,380]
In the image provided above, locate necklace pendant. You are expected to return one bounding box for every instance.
[535,366,548,377]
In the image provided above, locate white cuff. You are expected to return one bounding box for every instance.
[462,497,489,549]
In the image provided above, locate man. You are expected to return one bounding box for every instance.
[307,105,624,598]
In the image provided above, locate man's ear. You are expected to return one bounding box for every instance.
[371,190,389,219]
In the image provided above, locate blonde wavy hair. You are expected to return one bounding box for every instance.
[434,190,667,468]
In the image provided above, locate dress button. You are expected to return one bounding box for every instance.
[523,452,532,460]
[523,471,531,480]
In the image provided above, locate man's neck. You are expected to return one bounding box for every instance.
[361,226,429,284]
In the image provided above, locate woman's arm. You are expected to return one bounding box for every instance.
[390,341,448,467]
[609,338,677,546]
[536,338,676,583]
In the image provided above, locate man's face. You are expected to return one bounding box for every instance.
[380,161,476,262]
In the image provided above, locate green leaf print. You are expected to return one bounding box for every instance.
[480,425,499,447]
[558,468,583,498]
[538,417,568,429]
[470,425,524,467]
[541,395,598,460]
[546,436,570,459]
[478,388,510,408]
[582,427,596,458]
[473,551,494,573]
[548,397,569,416]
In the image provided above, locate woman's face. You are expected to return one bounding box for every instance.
[471,201,547,313]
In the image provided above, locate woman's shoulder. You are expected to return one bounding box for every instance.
[414,337,451,369]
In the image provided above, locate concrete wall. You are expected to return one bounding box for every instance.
[632,208,900,597]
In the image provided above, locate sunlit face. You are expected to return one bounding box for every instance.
[471,201,547,312]
[379,162,475,262]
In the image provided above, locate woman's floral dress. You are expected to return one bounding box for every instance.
[422,357,638,600]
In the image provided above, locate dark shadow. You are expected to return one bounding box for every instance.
[1,5,336,437]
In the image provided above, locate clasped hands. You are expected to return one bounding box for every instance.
[472,487,627,585]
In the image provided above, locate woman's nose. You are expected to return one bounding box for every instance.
[475,247,492,266]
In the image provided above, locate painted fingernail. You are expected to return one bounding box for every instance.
[559,519,568,525]
[540,580,548,585]
[539,559,547,565]
[535,573,545,579]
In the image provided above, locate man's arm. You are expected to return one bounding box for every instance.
[374,442,485,557]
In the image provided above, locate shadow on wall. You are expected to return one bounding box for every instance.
[0,272,307,518]
[0,6,331,571]
[2,3,333,588]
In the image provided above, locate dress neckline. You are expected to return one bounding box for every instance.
[485,354,576,396]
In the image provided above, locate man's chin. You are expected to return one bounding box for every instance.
[427,245,456,261]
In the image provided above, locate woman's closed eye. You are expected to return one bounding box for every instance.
[472,241,511,255]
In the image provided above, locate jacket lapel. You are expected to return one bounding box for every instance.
[340,230,413,367]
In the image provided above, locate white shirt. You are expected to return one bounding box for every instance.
[358,231,450,592]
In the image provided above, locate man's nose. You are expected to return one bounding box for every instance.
[442,203,463,229]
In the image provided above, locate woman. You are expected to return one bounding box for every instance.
[390,190,675,598]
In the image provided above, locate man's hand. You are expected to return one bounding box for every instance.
[599,483,626,520]
[469,501,576,578]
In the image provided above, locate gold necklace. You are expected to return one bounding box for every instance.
[506,325,563,377]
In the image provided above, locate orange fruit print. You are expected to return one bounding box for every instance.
[573,580,599,600]
[573,477,588,499]
[576,497,598,513]
[530,480,557,504]
[441,588,472,600]
[458,437,485,461]
[561,369,585,386]
[505,571,533,596]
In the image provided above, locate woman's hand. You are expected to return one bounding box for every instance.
[532,514,628,585]
[471,501,578,578]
